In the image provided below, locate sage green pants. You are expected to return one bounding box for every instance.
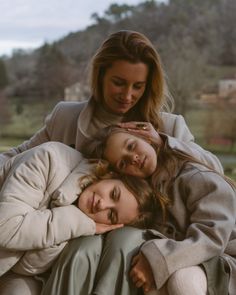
[41,227,146,295]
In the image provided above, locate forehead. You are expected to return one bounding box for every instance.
[115,180,139,224]
[105,132,131,153]
[104,132,135,163]
[106,60,148,80]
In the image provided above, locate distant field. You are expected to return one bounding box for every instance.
[1,103,235,180]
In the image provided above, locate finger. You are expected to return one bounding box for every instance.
[117,122,147,129]
[130,273,145,288]
[131,254,139,266]
[96,223,123,234]
[143,283,156,293]
[135,279,145,288]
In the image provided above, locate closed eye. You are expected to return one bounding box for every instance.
[133,83,145,90]
[118,159,126,170]
[127,142,135,151]
[111,186,120,202]
[108,209,118,224]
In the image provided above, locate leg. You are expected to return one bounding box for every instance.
[167,266,207,295]
[41,235,103,295]
[93,226,146,295]
[0,271,42,295]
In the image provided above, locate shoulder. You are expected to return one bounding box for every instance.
[159,112,193,141]
[52,100,88,115]
[34,142,83,164]
[14,142,82,169]
[160,111,184,121]
[160,112,186,129]
[178,163,235,196]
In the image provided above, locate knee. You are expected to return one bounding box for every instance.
[167,266,207,295]
[105,226,146,252]
[58,235,103,268]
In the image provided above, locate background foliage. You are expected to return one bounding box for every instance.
[0,0,236,177]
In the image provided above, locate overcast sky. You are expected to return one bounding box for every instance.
[0,0,150,57]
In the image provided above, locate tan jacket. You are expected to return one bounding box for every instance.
[0,99,223,173]
[141,159,236,294]
[0,142,96,276]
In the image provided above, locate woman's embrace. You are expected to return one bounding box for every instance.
[0,30,229,294]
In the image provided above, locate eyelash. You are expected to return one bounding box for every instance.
[127,142,135,151]
[113,80,144,90]
[108,209,115,224]
[119,160,126,170]
[111,188,118,201]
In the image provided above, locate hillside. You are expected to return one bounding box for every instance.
[1,0,236,115]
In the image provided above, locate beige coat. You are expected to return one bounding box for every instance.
[0,142,96,276]
[141,158,236,294]
[0,99,223,173]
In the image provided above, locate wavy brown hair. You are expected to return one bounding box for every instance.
[89,30,174,130]
[83,126,236,224]
[78,159,162,228]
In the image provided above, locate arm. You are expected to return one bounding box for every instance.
[141,171,236,289]
[11,242,67,275]
[161,113,223,173]
[0,104,58,167]
[0,101,84,167]
[0,144,96,251]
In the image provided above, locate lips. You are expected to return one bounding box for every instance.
[115,98,133,107]
[140,156,146,169]
[90,193,95,213]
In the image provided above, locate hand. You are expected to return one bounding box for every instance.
[95,222,123,234]
[117,121,163,147]
[130,252,156,293]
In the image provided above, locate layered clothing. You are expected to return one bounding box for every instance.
[0,98,223,174]
[0,142,96,276]
[141,158,236,295]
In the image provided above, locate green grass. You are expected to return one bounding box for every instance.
[1,101,236,181]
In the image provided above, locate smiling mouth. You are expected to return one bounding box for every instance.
[140,156,146,169]
[91,193,95,213]
[115,98,133,106]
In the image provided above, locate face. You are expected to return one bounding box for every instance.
[102,60,148,114]
[104,132,157,178]
[77,179,139,225]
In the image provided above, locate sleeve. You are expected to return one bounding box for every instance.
[161,133,223,173]
[0,102,61,167]
[11,242,67,275]
[0,145,95,251]
[160,113,223,173]
[141,171,236,289]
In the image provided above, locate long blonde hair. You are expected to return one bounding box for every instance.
[89,30,174,130]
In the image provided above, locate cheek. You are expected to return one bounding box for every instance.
[93,211,110,224]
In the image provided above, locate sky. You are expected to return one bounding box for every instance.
[0,0,149,57]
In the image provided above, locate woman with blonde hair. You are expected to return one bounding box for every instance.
[0,30,223,294]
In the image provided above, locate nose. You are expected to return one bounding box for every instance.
[122,86,133,102]
[96,198,113,212]
[130,153,139,165]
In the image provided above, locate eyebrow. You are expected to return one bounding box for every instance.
[112,76,146,84]
[116,138,130,169]
[112,186,121,224]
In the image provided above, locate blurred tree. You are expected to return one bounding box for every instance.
[205,102,236,151]
[104,3,134,22]
[162,35,207,115]
[34,43,73,99]
[0,58,9,89]
[0,93,11,126]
